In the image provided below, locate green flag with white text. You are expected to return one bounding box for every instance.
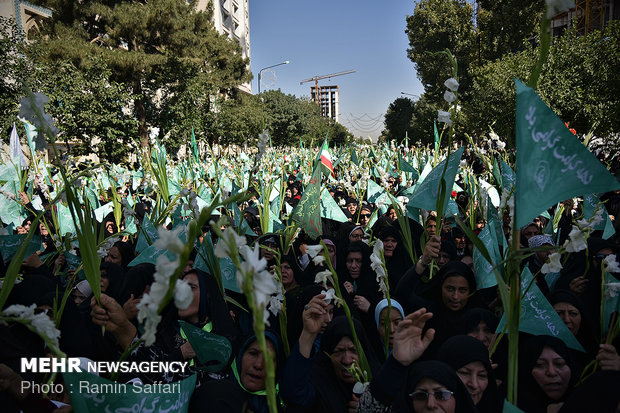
[514,79,620,228]
[497,266,585,352]
[65,372,196,413]
[291,165,322,238]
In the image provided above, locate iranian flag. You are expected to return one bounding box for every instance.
[319,140,334,177]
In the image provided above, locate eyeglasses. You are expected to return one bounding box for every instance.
[360,214,371,219]
[595,254,609,260]
[409,390,454,402]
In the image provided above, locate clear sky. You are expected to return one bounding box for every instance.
[248,0,424,141]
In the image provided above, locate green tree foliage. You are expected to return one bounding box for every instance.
[258,90,351,147]
[476,0,544,62]
[33,0,251,146]
[467,22,620,147]
[39,59,139,163]
[0,17,34,140]
[381,97,415,143]
[406,0,476,99]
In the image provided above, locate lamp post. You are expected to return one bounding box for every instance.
[258,60,290,94]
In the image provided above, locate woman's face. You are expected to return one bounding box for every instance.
[383,236,397,258]
[531,346,571,401]
[72,289,87,306]
[178,272,200,323]
[456,361,488,405]
[553,302,581,336]
[330,336,358,384]
[326,244,336,265]
[281,261,296,289]
[349,228,364,243]
[523,224,540,240]
[105,246,122,267]
[467,321,495,349]
[441,275,470,311]
[240,340,276,392]
[377,307,403,346]
[346,252,363,279]
[411,377,455,413]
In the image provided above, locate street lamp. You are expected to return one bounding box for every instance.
[258,60,290,94]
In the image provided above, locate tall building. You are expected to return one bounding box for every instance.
[198,0,252,94]
[311,85,340,123]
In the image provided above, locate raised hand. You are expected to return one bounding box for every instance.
[391,308,435,366]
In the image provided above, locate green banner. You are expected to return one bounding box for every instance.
[473,221,502,289]
[514,78,620,228]
[65,372,196,413]
[0,234,42,262]
[406,147,464,214]
[179,320,232,372]
[291,165,322,239]
[497,267,585,352]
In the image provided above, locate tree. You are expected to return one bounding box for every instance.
[0,17,35,141]
[405,0,476,100]
[466,22,620,148]
[39,58,139,163]
[382,97,415,143]
[33,0,251,147]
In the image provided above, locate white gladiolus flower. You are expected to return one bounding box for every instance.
[154,225,185,254]
[444,78,459,92]
[443,90,456,104]
[563,226,588,253]
[315,269,333,287]
[577,206,604,230]
[2,304,61,348]
[312,254,326,266]
[437,110,452,127]
[496,140,506,150]
[605,282,620,299]
[174,280,193,309]
[154,254,180,282]
[268,289,284,317]
[603,255,620,274]
[541,252,563,274]
[214,227,247,258]
[321,288,343,306]
[305,244,324,259]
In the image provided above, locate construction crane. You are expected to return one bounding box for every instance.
[300,70,355,106]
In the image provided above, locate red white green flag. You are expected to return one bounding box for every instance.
[319,140,334,177]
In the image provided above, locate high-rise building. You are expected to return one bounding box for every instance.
[198,0,252,94]
[311,85,340,123]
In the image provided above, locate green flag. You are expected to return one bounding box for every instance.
[502,399,525,413]
[497,267,585,352]
[473,221,502,289]
[351,148,359,165]
[500,159,515,191]
[514,78,620,228]
[433,121,440,153]
[0,235,42,262]
[65,372,196,413]
[406,147,464,214]
[135,215,158,254]
[492,157,502,188]
[178,320,232,372]
[190,127,199,161]
[291,165,322,239]
[398,153,418,176]
[320,189,348,223]
[582,194,615,240]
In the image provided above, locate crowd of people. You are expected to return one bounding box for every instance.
[1,151,620,413]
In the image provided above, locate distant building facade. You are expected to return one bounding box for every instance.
[198,0,252,94]
[0,0,51,38]
[311,85,340,123]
